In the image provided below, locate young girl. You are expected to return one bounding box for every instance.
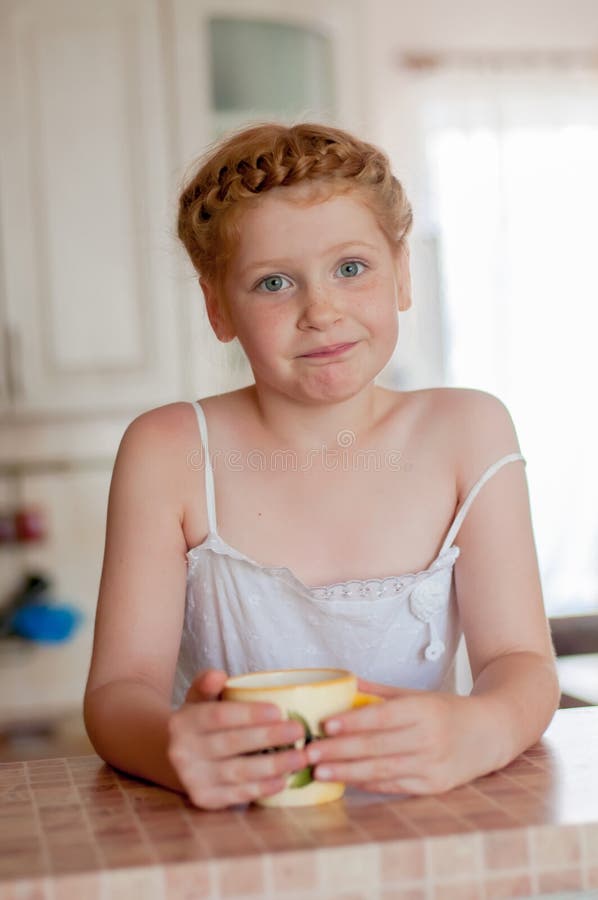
[84,121,560,811]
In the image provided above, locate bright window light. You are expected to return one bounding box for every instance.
[426,125,598,616]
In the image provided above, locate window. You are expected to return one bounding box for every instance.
[412,62,598,616]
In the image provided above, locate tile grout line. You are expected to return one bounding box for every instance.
[188,801,239,900]
[385,799,441,897]
[435,786,523,833]
[427,830,485,897]
[234,807,275,899]
[386,799,544,897]
[23,760,55,900]
[313,840,382,897]
[66,757,110,888]
[468,776,538,816]
[115,775,168,892]
[174,799,219,900]
[442,779,536,890]
[77,762,166,896]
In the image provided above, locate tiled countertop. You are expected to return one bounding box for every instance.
[1,707,597,900]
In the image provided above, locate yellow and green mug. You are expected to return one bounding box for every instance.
[222,667,382,807]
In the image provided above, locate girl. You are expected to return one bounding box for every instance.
[84,122,560,811]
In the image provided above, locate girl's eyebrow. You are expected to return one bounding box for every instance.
[240,240,381,277]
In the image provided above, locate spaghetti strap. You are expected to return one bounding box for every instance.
[190,401,218,534]
[439,452,526,555]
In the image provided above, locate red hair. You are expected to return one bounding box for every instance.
[177,121,413,309]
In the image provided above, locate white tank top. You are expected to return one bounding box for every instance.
[171,400,526,706]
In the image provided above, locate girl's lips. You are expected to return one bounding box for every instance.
[300,342,357,358]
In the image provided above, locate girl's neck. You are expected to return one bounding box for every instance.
[245,383,401,450]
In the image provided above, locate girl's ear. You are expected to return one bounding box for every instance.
[394,242,412,312]
[199,278,237,343]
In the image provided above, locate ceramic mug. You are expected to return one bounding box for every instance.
[222,667,382,807]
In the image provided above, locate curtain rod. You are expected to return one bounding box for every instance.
[397,49,598,71]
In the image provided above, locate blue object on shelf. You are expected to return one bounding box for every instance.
[9,602,83,643]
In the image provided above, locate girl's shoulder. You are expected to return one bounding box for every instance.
[416,385,513,421]
[388,384,512,433]
[116,394,247,539]
[116,399,205,488]
[420,386,523,500]
[126,388,248,434]
[119,389,252,469]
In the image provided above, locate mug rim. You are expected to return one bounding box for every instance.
[223,667,355,691]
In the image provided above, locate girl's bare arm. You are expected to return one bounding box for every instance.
[83,404,192,789]
[451,388,560,763]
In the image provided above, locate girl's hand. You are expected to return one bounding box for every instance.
[305,677,496,796]
[167,669,307,809]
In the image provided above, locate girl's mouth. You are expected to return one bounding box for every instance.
[300,342,357,358]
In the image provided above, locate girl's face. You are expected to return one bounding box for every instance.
[202,184,411,405]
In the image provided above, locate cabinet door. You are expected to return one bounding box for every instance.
[0,0,181,416]
[169,0,369,398]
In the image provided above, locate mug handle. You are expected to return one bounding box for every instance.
[352,691,384,708]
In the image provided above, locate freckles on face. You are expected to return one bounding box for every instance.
[218,187,404,397]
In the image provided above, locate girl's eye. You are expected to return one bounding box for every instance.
[337,260,366,278]
[256,274,292,293]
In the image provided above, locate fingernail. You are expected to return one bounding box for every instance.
[316,766,332,780]
[306,746,321,763]
[325,719,341,735]
[264,707,281,721]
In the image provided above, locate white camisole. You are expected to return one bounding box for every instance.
[171,400,526,706]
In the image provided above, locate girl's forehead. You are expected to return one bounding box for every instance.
[235,184,379,234]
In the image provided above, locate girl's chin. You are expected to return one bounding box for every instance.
[295,376,378,404]
[251,360,390,403]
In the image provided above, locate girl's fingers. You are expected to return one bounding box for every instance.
[321,695,418,737]
[229,775,291,805]
[185,669,228,703]
[203,719,305,759]
[217,747,306,786]
[359,777,428,795]
[179,698,284,735]
[314,753,420,784]
[306,725,421,766]
[356,677,407,699]
[189,775,289,810]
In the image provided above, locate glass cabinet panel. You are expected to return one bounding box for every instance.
[209,18,335,134]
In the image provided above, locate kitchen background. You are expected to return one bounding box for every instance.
[1,0,597,761]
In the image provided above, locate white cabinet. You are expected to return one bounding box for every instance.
[1,0,369,418]
[0,0,182,418]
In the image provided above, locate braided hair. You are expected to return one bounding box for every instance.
[177,121,412,306]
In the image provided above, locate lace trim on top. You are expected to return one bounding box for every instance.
[186,531,461,601]
[186,532,461,662]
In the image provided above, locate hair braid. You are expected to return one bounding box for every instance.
[177,122,412,295]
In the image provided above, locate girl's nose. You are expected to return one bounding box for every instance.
[298,287,343,329]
